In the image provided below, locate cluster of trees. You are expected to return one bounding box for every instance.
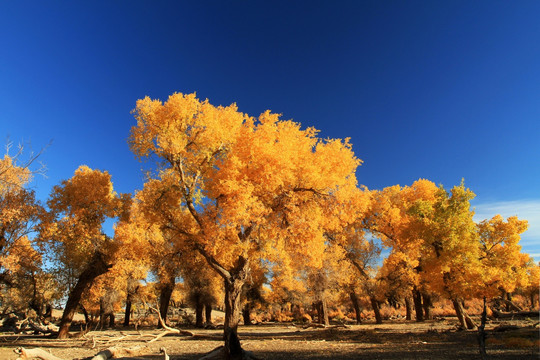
[1,93,538,345]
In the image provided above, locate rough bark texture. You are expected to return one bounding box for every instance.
[370,297,383,324]
[404,297,412,321]
[412,289,424,322]
[57,252,111,339]
[349,292,362,324]
[315,299,330,326]
[422,293,432,320]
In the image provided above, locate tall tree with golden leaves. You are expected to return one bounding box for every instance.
[129,92,360,341]
[42,166,129,338]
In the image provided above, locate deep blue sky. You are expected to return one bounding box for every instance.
[1,1,539,256]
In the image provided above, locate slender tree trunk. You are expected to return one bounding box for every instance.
[412,288,424,322]
[99,299,106,329]
[422,293,432,320]
[79,304,90,325]
[242,303,252,325]
[57,252,111,339]
[530,293,536,310]
[405,297,412,321]
[204,303,213,325]
[108,313,115,328]
[123,296,132,327]
[349,292,362,324]
[370,297,382,324]
[195,297,204,328]
[478,297,487,359]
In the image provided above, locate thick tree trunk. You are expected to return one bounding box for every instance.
[422,293,432,320]
[57,252,111,339]
[204,303,213,325]
[158,276,175,328]
[370,297,382,324]
[316,299,330,326]
[224,277,245,333]
[404,297,412,321]
[452,298,476,329]
[349,292,362,324]
[99,299,106,329]
[195,298,204,328]
[412,289,424,322]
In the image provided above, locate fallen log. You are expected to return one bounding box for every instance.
[145,303,194,343]
[14,347,64,360]
[492,309,539,319]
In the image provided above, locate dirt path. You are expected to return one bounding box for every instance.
[1,319,538,359]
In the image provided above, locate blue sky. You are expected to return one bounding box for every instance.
[1,1,539,258]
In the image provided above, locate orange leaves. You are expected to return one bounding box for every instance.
[130,92,362,272]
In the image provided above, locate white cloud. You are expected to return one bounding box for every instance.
[473,199,540,261]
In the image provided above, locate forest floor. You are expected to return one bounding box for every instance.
[1,317,538,360]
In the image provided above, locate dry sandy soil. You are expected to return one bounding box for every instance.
[1,317,538,360]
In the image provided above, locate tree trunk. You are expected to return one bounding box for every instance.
[123,297,132,327]
[79,304,90,325]
[57,252,111,339]
[108,313,115,328]
[158,277,175,328]
[452,298,476,329]
[404,297,412,321]
[422,293,432,320]
[99,299,106,329]
[204,303,213,325]
[224,276,245,333]
[242,304,252,325]
[349,292,362,324]
[412,289,424,322]
[195,298,204,328]
[370,297,382,324]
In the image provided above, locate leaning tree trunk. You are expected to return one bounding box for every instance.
[370,297,383,324]
[412,288,424,322]
[452,298,476,329]
[349,292,362,324]
[123,296,132,327]
[57,252,111,339]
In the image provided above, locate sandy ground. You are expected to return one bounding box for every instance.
[1,317,538,359]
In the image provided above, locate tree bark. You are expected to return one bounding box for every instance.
[123,297,132,327]
[195,298,204,328]
[412,288,424,322]
[452,298,476,329]
[404,297,412,321]
[224,276,245,332]
[108,313,115,328]
[158,275,175,328]
[242,304,252,325]
[349,292,362,324]
[57,252,111,339]
[422,292,432,320]
[370,297,382,324]
[204,303,213,325]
